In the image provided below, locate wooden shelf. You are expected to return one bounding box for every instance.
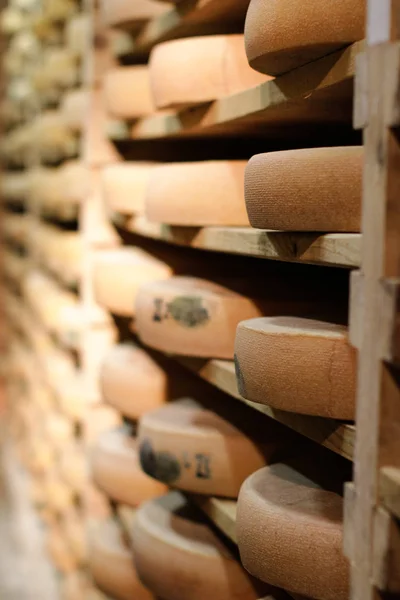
[118,0,250,58]
[178,357,355,461]
[112,213,361,268]
[108,41,363,141]
[192,495,237,543]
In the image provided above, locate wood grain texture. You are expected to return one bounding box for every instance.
[234,317,356,419]
[245,0,365,75]
[145,160,250,226]
[91,426,166,506]
[149,34,268,109]
[245,147,363,232]
[237,464,349,600]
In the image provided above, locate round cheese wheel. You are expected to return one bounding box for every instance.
[245,147,363,232]
[100,344,167,420]
[132,492,264,600]
[137,399,275,496]
[149,35,268,109]
[62,509,87,565]
[100,0,169,28]
[91,427,166,506]
[85,405,122,445]
[45,474,75,514]
[89,518,153,600]
[135,276,263,359]
[104,67,154,120]
[93,247,172,317]
[244,0,365,75]
[146,160,250,226]
[237,464,349,600]
[101,162,153,216]
[61,89,89,132]
[234,317,356,419]
[60,441,86,493]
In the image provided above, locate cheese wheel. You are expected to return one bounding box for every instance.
[138,399,276,496]
[85,404,122,445]
[146,161,250,226]
[47,523,78,574]
[245,147,363,232]
[100,344,167,419]
[60,441,86,493]
[102,162,153,216]
[66,13,90,57]
[237,464,349,600]
[89,518,152,600]
[132,492,265,600]
[101,0,169,28]
[62,509,87,565]
[93,247,172,317]
[91,427,166,506]
[244,0,365,75]
[150,35,268,109]
[104,67,154,120]
[234,317,356,419]
[61,89,89,132]
[135,276,263,359]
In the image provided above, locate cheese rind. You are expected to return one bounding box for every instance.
[237,465,349,600]
[103,67,154,119]
[102,162,153,216]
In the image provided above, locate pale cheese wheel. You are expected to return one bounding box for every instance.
[89,518,152,600]
[150,35,268,109]
[61,89,89,132]
[104,67,154,119]
[93,247,172,317]
[132,492,265,600]
[138,400,275,496]
[62,509,87,565]
[135,276,263,359]
[101,162,154,216]
[45,474,75,514]
[85,404,122,445]
[100,344,167,420]
[234,317,356,419]
[101,0,169,28]
[146,160,250,226]
[244,0,365,75]
[245,147,363,232]
[237,464,349,600]
[60,441,86,493]
[91,427,166,506]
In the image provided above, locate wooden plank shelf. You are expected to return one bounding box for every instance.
[117,0,251,58]
[192,495,237,543]
[112,213,361,268]
[177,357,355,461]
[108,41,363,141]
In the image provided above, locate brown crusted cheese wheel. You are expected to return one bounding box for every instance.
[132,492,267,600]
[244,0,365,75]
[245,147,363,232]
[100,344,167,420]
[89,518,152,600]
[137,399,275,496]
[100,0,169,29]
[146,161,250,226]
[93,247,172,317]
[91,426,166,506]
[104,67,154,119]
[237,464,349,600]
[150,35,268,109]
[101,162,153,216]
[135,276,263,359]
[61,89,89,132]
[234,317,356,419]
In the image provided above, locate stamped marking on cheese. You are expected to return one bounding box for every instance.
[152,296,210,328]
[234,353,247,398]
[139,438,181,484]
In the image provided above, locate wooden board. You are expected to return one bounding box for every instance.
[114,213,361,268]
[108,42,363,140]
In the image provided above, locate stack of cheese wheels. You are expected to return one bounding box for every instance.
[137,399,281,496]
[101,162,154,216]
[131,492,270,600]
[61,89,89,132]
[237,463,349,600]
[234,317,356,419]
[91,425,167,506]
[103,67,154,120]
[100,0,169,29]
[89,517,152,600]
[145,160,250,226]
[100,344,167,420]
[244,147,363,232]
[149,35,268,109]
[135,276,264,359]
[93,247,172,317]
[244,0,365,75]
